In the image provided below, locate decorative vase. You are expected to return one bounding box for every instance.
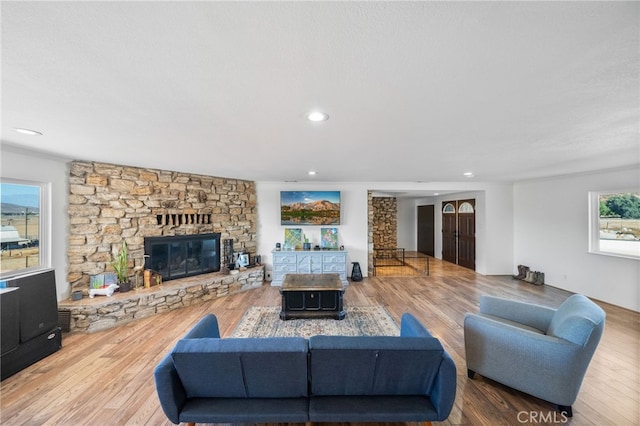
[119,281,132,293]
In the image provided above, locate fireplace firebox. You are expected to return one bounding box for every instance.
[144,233,221,281]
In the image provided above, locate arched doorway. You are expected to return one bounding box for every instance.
[441,199,476,270]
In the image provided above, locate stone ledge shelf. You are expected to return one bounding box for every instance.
[59,266,264,333]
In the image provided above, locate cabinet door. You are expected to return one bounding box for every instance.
[304,292,321,309]
[322,262,346,273]
[319,291,338,310]
[323,253,346,264]
[297,254,322,274]
[286,292,305,310]
[273,253,297,264]
[322,254,346,273]
[274,264,297,273]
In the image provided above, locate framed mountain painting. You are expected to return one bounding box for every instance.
[280,191,341,225]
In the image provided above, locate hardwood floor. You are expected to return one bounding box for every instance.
[1,259,638,425]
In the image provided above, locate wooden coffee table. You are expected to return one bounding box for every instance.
[279,273,346,320]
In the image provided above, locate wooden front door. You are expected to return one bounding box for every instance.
[441,201,458,264]
[457,199,476,270]
[417,205,435,256]
[441,199,476,270]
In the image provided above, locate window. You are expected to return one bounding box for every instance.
[459,202,474,213]
[589,191,640,260]
[0,179,50,278]
[443,203,455,213]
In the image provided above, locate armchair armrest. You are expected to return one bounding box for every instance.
[153,353,187,425]
[479,296,556,332]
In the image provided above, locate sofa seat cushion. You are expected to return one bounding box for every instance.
[309,395,437,422]
[309,335,444,396]
[180,397,309,423]
[172,337,308,398]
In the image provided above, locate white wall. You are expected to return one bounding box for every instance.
[1,145,71,301]
[397,185,514,275]
[257,181,514,278]
[256,182,369,280]
[514,167,639,311]
[397,197,419,250]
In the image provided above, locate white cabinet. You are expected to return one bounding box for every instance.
[272,249,348,286]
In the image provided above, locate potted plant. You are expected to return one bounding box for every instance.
[111,240,131,292]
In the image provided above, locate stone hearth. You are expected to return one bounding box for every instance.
[59,266,263,333]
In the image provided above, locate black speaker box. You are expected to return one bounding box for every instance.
[0,287,20,356]
[7,269,59,342]
[1,269,62,380]
[1,327,61,380]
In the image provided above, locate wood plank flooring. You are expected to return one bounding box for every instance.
[1,259,638,425]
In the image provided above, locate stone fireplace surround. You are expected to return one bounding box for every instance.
[63,161,260,331]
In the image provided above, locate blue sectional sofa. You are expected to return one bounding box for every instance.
[154,312,457,425]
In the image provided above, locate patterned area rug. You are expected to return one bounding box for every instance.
[231,305,400,338]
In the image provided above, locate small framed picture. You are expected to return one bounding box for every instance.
[238,253,250,267]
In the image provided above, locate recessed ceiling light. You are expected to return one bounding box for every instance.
[14,128,43,136]
[463,172,475,178]
[306,111,329,122]
[308,171,317,175]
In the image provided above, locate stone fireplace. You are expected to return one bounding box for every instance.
[61,161,263,332]
[67,161,257,293]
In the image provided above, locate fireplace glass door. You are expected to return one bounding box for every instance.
[145,233,221,281]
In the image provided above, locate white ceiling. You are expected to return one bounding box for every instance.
[2,1,638,187]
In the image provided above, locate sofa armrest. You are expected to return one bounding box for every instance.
[182,314,221,339]
[154,353,187,425]
[429,350,457,421]
[400,313,434,337]
[479,296,556,332]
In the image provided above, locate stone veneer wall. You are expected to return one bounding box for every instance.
[367,191,374,276]
[67,161,257,292]
[371,196,398,254]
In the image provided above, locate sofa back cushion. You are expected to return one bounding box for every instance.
[309,335,444,396]
[546,294,606,346]
[172,337,308,398]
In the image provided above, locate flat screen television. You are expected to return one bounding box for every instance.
[280,191,341,226]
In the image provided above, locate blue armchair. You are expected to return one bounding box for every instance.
[464,294,605,417]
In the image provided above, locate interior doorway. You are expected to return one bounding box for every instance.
[417,205,435,257]
[441,199,476,270]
